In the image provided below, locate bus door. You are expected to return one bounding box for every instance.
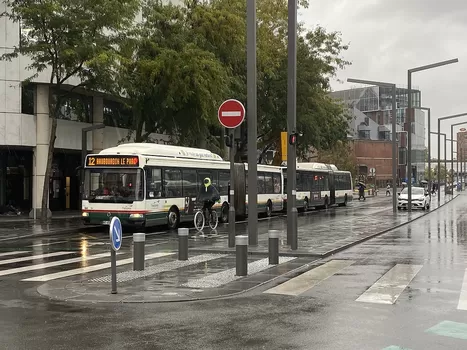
[328,173,336,205]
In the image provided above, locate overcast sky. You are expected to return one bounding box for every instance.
[300,0,467,156]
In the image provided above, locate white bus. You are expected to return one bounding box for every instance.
[283,162,353,211]
[82,143,283,229]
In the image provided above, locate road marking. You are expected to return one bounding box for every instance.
[0,253,110,277]
[221,111,241,117]
[27,241,69,247]
[22,252,174,282]
[263,260,354,296]
[382,346,412,350]
[356,264,423,304]
[0,251,29,258]
[425,320,467,340]
[0,251,75,266]
[457,268,467,310]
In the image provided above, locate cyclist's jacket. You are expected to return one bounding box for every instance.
[197,184,220,203]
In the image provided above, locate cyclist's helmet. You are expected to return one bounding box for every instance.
[203,177,211,189]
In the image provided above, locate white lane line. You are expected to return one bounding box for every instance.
[27,241,69,247]
[0,253,110,277]
[0,251,75,266]
[0,251,29,258]
[22,252,175,282]
[221,111,241,117]
[457,268,467,310]
[263,260,354,296]
[356,264,423,304]
[183,257,297,289]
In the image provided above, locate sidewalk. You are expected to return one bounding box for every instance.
[36,193,460,304]
[0,210,81,223]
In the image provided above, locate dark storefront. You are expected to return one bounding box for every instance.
[49,150,81,211]
[0,149,33,211]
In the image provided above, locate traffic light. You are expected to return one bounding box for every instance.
[289,133,297,145]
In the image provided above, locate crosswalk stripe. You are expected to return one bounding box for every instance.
[0,251,29,258]
[0,253,110,277]
[356,264,423,304]
[263,260,355,296]
[0,251,74,266]
[21,252,175,282]
[457,268,467,310]
[27,241,69,248]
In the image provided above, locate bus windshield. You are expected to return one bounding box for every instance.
[84,168,144,203]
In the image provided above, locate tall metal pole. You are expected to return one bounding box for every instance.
[427,109,431,194]
[391,85,397,213]
[407,72,413,211]
[444,135,447,193]
[246,0,258,246]
[228,129,236,248]
[451,125,454,193]
[437,120,441,205]
[286,0,298,250]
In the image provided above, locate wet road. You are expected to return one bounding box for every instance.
[1,194,465,349]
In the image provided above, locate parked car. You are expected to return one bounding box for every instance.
[397,186,430,210]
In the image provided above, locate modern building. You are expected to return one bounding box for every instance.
[330,85,426,184]
[0,5,169,216]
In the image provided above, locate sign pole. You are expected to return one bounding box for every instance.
[229,128,236,248]
[111,250,117,294]
[109,216,122,295]
[218,99,245,248]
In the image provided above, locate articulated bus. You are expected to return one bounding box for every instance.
[283,163,353,211]
[81,143,283,229]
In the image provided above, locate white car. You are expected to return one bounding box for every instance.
[397,187,430,211]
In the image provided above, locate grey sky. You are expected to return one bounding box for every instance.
[300,0,467,158]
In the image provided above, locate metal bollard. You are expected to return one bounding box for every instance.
[268,230,280,265]
[178,228,189,260]
[235,235,248,276]
[133,232,145,271]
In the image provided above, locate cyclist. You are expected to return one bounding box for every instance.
[197,177,220,215]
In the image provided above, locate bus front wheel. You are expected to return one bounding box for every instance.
[167,206,180,230]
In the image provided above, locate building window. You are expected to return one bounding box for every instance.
[358,130,370,139]
[21,84,34,115]
[52,89,93,123]
[379,131,390,141]
[103,99,133,128]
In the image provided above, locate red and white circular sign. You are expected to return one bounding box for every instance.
[218,99,245,128]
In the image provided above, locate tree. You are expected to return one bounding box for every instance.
[317,140,357,178]
[2,0,140,219]
[117,0,233,151]
[427,164,448,183]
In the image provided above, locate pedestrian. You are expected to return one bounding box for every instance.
[386,184,391,196]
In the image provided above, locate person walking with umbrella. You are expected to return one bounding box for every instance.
[357,182,366,201]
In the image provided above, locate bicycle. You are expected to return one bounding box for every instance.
[194,203,218,231]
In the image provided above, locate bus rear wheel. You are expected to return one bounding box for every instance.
[220,203,229,223]
[266,200,272,217]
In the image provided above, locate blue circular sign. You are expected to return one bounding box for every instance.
[109,216,122,251]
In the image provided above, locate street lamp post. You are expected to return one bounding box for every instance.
[446,138,457,195]
[347,78,397,213]
[430,131,446,201]
[406,58,458,212]
[437,113,467,204]
[413,107,431,193]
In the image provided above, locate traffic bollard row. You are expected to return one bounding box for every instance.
[236,235,248,276]
[268,230,280,265]
[178,228,189,260]
[133,232,145,271]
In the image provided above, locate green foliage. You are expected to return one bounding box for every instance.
[426,164,452,182]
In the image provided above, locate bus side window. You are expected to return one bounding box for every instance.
[219,171,230,196]
[272,173,281,194]
[164,169,182,197]
[146,167,162,199]
[265,173,274,194]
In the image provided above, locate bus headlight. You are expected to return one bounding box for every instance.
[129,213,144,219]
[82,212,89,217]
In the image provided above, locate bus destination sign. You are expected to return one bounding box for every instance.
[86,155,139,167]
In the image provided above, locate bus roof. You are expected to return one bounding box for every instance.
[297,162,338,171]
[99,143,223,161]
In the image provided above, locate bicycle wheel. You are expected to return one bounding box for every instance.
[208,210,218,230]
[194,210,205,231]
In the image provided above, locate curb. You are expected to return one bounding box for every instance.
[0,225,102,242]
[37,195,459,304]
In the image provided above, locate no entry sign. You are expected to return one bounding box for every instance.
[218,99,245,128]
